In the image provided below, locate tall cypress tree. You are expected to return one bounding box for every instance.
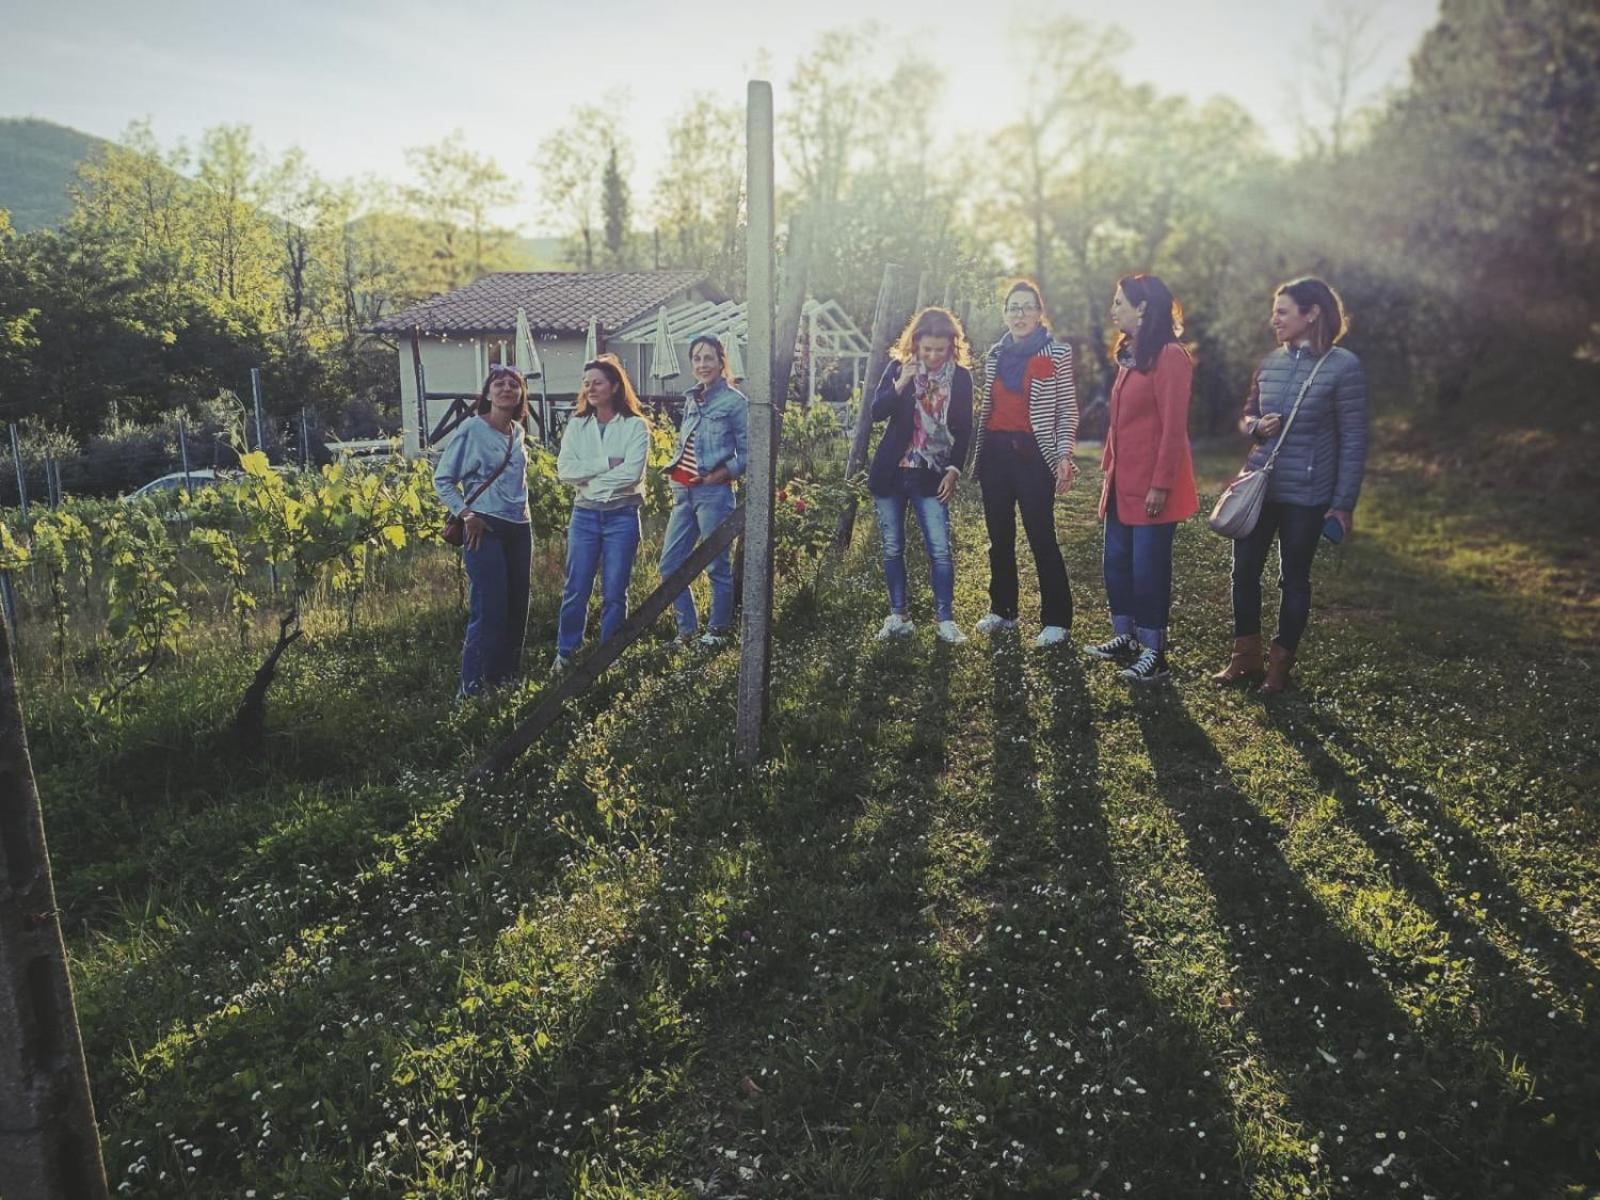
[602,143,630,269]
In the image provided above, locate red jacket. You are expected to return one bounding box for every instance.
[1098,342,1198,526]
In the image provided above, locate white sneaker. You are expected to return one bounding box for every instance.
[550,654,571,677]
[699,630,730,648]
[875,613,915,640]
[935,620,968,645]
[974,612,1017,636]
[1035,625,1070,647]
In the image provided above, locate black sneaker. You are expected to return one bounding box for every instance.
[1084,633,1139,662]
[1119,647,1171,684]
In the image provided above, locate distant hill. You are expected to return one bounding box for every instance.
[0,118,110,231]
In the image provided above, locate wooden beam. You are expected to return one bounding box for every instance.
[470,505,747,782]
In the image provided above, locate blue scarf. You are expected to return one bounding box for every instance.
[995,327,1050,393]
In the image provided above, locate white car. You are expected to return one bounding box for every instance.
[123,469,224,502]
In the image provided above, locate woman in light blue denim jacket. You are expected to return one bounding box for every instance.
[433,364,532,696]
[658,334,748,646]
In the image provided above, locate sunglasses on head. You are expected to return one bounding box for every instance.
[487,364,521,378]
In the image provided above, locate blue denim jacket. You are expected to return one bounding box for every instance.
[668,378,748,480]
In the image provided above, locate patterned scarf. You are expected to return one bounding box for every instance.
[901,357,957,471]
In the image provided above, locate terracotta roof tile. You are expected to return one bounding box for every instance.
[370,270,715,336]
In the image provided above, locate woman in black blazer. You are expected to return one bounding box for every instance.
[867,307,975,644]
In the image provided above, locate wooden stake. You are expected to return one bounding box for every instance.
[0,604,111,1198]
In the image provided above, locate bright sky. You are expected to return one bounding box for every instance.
[1,0,1440,234]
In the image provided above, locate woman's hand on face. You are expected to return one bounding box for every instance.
[1255,413,1283,438]
[937,468,958,504]
[1144,487,1169,518]
[1054,457,1076,495]
[463,512,489,551]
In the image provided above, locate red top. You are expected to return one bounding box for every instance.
[1098,342,1198,526]
[986,357,1049,433]
[669,432,699,486]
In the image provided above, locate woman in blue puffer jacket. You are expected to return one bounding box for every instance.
[1212,277,1368,694]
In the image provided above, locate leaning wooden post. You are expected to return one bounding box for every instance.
[831,263,916,553]
[737,80,777,766]
[409,326,430,454]
[0,606,111,1197]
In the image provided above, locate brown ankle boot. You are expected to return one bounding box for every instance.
[1211,634,1264,685]
[1258,642,1295,694]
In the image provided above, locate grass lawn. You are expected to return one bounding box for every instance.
[36,446,1600,1198]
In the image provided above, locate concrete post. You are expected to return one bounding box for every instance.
[250,367,266,458]
[737,80,776,766]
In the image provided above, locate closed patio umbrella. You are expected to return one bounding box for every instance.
[516,307,550,439]
[649,306,681,383]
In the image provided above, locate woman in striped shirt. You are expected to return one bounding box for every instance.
[972,279,1080,647]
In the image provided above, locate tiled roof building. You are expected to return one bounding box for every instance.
[370,270,717,336]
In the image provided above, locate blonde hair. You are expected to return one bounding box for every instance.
[891,306,972,368]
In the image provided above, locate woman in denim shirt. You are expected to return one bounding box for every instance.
[433,364,532,696]
[658,334,748,646]
[553,354,651,672]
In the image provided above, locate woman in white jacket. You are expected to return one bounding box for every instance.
[553,354,651,671]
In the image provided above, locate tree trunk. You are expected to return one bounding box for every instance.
[232,609,303,755]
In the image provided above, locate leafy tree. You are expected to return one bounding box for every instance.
[192,124,279,331]
[537,97,631,271]
[653,95,744,279]
[402,133,520,294]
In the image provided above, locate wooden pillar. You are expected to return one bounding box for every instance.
[806,306,817,409]
[409,326,429,454]
[0,608,111,1198]
[737,80,776,766]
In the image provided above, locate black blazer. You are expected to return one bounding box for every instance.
[866,362,975,497]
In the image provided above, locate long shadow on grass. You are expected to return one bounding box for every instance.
[1263,700,1600,1185]
[957,649,1249,1196]
[1131,693,1559,1198]
[480,615,961,1196]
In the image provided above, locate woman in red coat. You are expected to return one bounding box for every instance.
[1085,274,1197,683]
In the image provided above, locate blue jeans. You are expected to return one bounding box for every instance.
[872,490,955,621]
[461,516,532,696]
[1103,492,1178,650]
[557,505,642,658]
[659,482,736,635]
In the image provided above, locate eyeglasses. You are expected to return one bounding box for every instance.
[1004,303,1040,316]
